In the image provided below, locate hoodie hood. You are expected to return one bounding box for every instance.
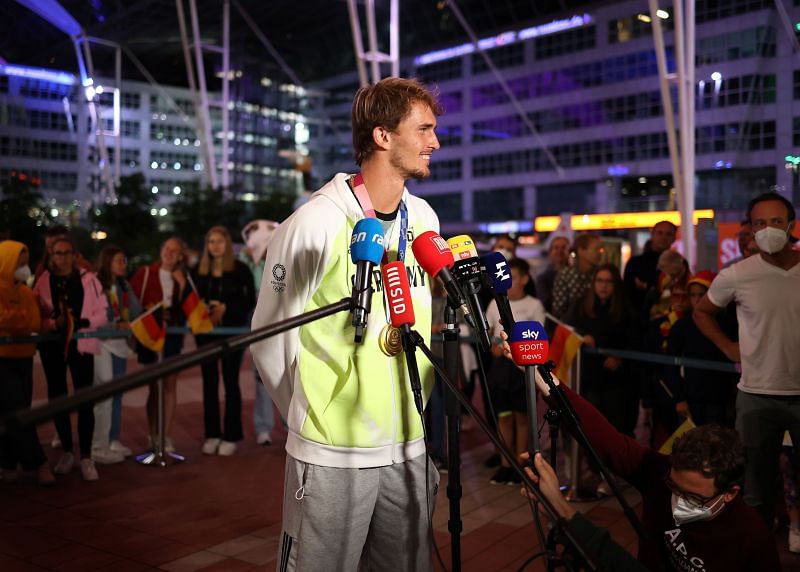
[0,240,25,286]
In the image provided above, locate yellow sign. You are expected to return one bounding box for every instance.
[534,210,715,232]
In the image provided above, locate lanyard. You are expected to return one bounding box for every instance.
[352,173,408,264]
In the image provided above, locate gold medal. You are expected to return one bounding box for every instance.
[378,323,403,357]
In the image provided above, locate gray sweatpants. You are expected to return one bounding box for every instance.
[277,453,440,572]
[736,391,800,525]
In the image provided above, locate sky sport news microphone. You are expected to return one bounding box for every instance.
[250,77,444,571]
[508,321,549,458]
[447,234,492,352]
[349,217,384,343]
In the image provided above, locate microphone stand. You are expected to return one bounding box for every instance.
[400,325,425,416]
[537,361,647,542]
[407,330,599,571]
[442,305,464,569]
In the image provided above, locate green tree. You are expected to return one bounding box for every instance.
[169,187,245,249]
[91,173,162,261]
[0,175,53,265]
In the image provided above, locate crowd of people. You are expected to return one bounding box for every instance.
[0,222,277,483]
[1,73,799,570]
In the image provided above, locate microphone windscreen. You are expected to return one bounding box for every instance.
[481,252,512,293]
[350,218,385,265]
[508,321,549,366]
[447,234,479,261]
[412,231,455,277]
[382,261,415,328]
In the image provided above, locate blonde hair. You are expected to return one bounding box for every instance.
[197,226,234,275]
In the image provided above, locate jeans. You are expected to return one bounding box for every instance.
[0,357,46,471]
[196,335,244,442]
[93,347,128,449]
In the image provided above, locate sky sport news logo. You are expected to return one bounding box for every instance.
[510,322,549,365]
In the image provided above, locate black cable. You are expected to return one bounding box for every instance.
[421,406,449,572]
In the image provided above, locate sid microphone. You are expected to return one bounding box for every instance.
[383,261,424,415]
[447,235,491,352]
[350,218,384,343]
[508,321,550,457]
[480,252,515,334]
[411,231,471,320]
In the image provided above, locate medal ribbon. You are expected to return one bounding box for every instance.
[352,173,407,263]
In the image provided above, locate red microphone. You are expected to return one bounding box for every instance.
[411,231,470,318]
[382,261,415,328]
[382,261,424,414]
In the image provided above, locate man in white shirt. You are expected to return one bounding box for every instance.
[694,192,800,525]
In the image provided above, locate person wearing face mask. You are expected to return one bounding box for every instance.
[694,192,800,529]
[0,241,55,486]
[503,355,779,572]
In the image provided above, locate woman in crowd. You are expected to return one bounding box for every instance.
[551,234,602,319]
[91,245,141,463]
[33,236,108,481]
[130,237,188,452]
[565,264,634,436]
[193,226,255,456]
[0,240,55,485]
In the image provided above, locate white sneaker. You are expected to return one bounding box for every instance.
[50,435,61,449]
[217,441,237,456]
[109,440,132,457]
[202,438,221,455]
[256,432,272,446]
[80,459,99,481]
[790,527,800,553]
[92,447,125,465]
[53,452,74,475]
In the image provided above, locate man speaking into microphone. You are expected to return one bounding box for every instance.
[251,78,442,571]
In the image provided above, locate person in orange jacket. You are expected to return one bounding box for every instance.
[0,240,55,485]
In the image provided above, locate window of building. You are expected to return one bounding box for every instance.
[696,26,775,66]
[150,123,199,145]
[0,76,8,94]
[536,182,595,216]
[472,43,525,74]
[430,159,462,182]
[150,150,202,171]
[149,94,194,115]
[18,79,76,101]
[439,91,463,113]
[696,167,774,210]
[534,25,596,60]
[436,125,462,147]
[416,58,463,83]
[424,192,462,222]
[474,187,524,221]
[608,11,674,44]
[794,117,800,146]
[696,0,772,23]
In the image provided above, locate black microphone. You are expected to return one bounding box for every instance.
[480,251,515,334]
[350,218,385,343]
[447,235,492,353]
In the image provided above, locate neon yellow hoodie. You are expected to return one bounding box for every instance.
[251,173,439,468]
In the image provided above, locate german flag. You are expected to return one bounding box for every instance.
[130,303,166,352]
[549,323,583,383]
[182,284,213,334]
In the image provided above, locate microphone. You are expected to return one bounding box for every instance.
[411,231,471,320]
[480,252,515,334]
[508,320,550,458]
[350,218,384,343]
[382,261,424,415]
[447,235,491,353]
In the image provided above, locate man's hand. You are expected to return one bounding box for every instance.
[675,401,691,419]
[603,356,622,371]
[720,339,741,363]
[520,452,575,520]
[583,335,596,348]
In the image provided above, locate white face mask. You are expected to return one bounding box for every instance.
[13,265,31,283]
[754,225,790,254]
[671,493,725,526]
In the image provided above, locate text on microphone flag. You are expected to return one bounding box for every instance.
[382,261,415,327]
[480,252,512,292]
[350,218,385,264]
[509,321,549,365]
